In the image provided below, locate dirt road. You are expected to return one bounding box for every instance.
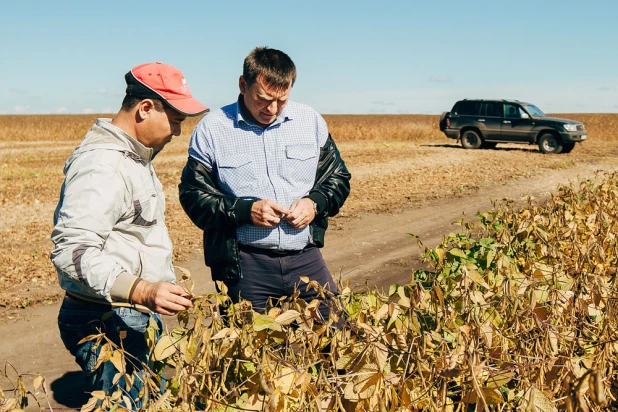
[1,161,615,410]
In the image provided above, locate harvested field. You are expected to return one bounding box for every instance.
[1,113,617,311]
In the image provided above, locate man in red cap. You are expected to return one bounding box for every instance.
[51,62,207,407]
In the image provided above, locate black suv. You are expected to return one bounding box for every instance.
[439,99,586,154]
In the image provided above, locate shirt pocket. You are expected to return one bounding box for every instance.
[284,144,317,186]
[130,190,159,227]
[217,154,257,196]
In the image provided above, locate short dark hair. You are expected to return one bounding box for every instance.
[120,95,166,112]
[243,47,296,90]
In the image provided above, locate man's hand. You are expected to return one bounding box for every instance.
[251,200,291,227]
[283,198,316,229]
[131,281,194,316]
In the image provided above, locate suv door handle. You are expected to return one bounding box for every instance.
[503,120,511,124]
[477,119,485,122]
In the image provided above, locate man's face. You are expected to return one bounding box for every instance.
[239,76,291,127]
[142,104,186,151]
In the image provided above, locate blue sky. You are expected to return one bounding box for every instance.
[2,0,617,115]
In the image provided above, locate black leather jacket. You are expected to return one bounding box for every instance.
[179,134,351,281]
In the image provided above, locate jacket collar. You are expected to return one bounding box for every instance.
[87,118,154,162]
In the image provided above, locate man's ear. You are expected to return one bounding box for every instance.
[136,99,155,120]
[239,76,246,95]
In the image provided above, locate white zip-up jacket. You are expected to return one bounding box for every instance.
[51,119,175,304]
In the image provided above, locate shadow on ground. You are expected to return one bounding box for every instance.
[51,371,89,409]
[421,143,538,152]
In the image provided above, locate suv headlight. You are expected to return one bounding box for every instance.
[563,124,578,132]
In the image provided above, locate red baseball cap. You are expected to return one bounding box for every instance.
[125,62,208,116]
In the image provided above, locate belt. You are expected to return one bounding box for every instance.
[238,244,313,257]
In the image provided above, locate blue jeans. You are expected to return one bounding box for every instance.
[57,295,163,408]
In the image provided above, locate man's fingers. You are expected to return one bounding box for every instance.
[154,297,192,315]
[167,283,190,296]
[283,204,300,221]
[252,200,290,227]
[268,202,290,216]
[252,199,312,227]
[288,200,300,213]
[162,300,191,313]
[131,281,194,315]
[166,286,194,308]
[291,219,308,229]
[151,283,194,315]
[258,214,279,227]
[285,199,315,227]
[172,295,194,309]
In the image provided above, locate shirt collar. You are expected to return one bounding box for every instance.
[236,94,293,129]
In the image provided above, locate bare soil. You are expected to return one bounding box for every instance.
[1,154,616,410]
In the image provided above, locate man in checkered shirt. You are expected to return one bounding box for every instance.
[179,47,351,319]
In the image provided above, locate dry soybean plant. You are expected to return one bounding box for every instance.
[74,171,618,411]
[0,362,49,411]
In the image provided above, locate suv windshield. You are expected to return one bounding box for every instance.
[523,104,545,117]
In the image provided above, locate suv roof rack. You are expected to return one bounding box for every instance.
[461,98,522,103]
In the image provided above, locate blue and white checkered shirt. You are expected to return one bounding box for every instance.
[188,98,329,250]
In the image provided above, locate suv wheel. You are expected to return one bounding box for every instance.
[461,130,482,149]
[538,133,563,154]
[561,143,575,154]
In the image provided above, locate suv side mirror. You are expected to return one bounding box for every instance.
[521,112,530,119]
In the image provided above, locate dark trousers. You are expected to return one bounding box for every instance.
[223,245,337,319]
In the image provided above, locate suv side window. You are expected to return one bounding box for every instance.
[453,101,481,116]
[505,103,523,119]
[482,102,502,117]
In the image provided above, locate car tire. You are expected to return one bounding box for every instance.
[561,143,575,154]
[538,133,563,154]
[481,142,497,149]
[461,130,482,149]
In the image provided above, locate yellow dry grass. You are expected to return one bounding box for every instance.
[1,113,617,311]
[3,113,617,142]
